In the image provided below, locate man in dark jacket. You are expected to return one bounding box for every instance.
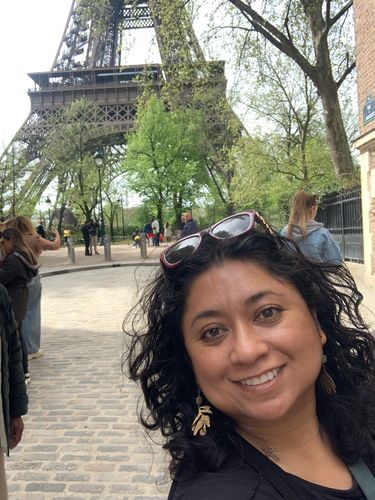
[0,284,28,497]
[81,221,91,256]
[181,212,198,238]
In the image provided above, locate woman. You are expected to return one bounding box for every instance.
[0,227,39,384]
[280,190,342,263]
[5,216,61,360]
[0,281,28,499]
[126,211,375,499]
[164,221,172,242]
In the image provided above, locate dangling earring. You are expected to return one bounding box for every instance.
[191,390,212,436]
[319,354,336,394]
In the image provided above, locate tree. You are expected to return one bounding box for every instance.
[125,94,207,223]
[205,0,355,176]
[42,99,112,223]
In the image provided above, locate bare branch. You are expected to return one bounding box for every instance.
[336,60,356,88]
[329,1,353,29]
[227,0,316,81]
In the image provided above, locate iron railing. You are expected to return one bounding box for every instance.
[317,188,363,262]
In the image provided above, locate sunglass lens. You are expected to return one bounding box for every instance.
[211,213,253,238]
[165,235,201,265]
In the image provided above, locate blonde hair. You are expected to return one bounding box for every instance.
[287,190,318,238]
[5,216,36,235]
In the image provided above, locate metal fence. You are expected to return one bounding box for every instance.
[317,188,363,262]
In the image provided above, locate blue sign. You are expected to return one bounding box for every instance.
[363,95,375,124]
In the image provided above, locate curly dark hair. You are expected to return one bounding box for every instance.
[125,229,375,479]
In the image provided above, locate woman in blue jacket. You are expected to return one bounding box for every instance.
[280,190,342,264]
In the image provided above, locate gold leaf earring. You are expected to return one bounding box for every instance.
[191,390,212,436]
[319,354,336,394]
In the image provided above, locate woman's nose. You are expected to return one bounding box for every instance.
[229,323,269,365]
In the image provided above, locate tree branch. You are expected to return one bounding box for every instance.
[329,1,353,28]
[227,0,316,80]
[336,60,356,88]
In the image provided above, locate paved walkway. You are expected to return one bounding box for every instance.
[6,245,170,499]
[4,243,375,499]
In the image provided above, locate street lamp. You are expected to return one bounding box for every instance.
[118,196,125,239]
[94,149,105,244]
[46,196,52,229]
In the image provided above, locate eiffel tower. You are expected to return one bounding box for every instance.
[2,0,237,215]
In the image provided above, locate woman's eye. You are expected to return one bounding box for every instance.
[202,327,225,340]
[257,307,281,322]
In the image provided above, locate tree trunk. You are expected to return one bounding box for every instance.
[315,79,354,176]
[301,0,354,176]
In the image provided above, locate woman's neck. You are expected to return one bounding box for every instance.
[236,398,321,461]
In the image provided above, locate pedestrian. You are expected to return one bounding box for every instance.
[164,221,172,242]
[151,217,160,247]
[63,227,71,247]
[181,211,198,238]
[127,211,375,498]
[143,221,153,246]
[5,216,61,362]
[132,228,141,248]
[0,282,28,498]
[0,227,39,385]
[81,221,91,256]
[280,189,342,263]
[35,222,45,238]
[88,219,100,255]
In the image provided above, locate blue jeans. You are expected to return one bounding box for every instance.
[23,275,42,354]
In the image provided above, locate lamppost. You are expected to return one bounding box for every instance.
[118,196,125,239]
[94,150,105,244]
[46,196,52,229]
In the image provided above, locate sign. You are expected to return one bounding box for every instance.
[363,95,375,124]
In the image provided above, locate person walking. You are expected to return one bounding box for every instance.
[0,228,39,384]
[4,216,61,362]
[81,221,91,256]
[181,211,198,238]
[151,217,160,247]
[280,189,342,264]
[88,219,100,255]
[164,222,172,242]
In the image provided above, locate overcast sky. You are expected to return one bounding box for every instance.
[0,0,73,145]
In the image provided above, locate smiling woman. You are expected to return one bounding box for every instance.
[125,211,375,499]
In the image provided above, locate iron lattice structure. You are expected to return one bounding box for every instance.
[2,0,239,214]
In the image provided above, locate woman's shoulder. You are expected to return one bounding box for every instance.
[168,465,281,499]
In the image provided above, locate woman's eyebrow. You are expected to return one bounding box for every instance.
[244,290,284,306]
[190,309,221,328]
[190,290,284,327]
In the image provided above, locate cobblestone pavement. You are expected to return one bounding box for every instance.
[6,266,170,499]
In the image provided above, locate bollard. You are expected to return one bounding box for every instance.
[103,236,112,262]
[140,232,148,259]
[67,238,75,263]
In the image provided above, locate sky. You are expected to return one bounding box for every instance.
[0,1,74,146]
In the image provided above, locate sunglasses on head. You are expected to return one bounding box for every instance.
[160,211,272,269]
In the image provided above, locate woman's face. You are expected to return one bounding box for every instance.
[0,237,13,256]
[181,259,326,429]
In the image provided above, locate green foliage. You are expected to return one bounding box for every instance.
[125,94,208,221]
[232,134,359,228]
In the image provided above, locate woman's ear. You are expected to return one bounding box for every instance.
[312,311,327,345]
[319,329,327,346]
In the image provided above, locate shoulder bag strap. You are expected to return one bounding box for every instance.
[349,458,375,499]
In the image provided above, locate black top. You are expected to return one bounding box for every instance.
[169,437,369,500]
[0,252,39,321]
